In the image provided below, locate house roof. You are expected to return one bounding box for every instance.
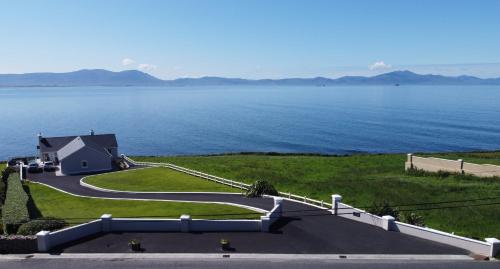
[39,134,117,153]
[57,136,113,161]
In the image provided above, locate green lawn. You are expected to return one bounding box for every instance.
[83,167,241,193]
[133,153,500,239]
[25,182,259,224]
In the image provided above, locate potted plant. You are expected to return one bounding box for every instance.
[128,239,141,251]
[220,239,230,251]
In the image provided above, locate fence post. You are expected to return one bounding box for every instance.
[486,238,500,257]
[458,159,464,173]
[274,197,283,216]
[406,153,413,170]
[332,194,342,215]
[36,230,51,252]
[180,214,191,232]
[382,215,396,231]
[260,216,270,232]
[101,214,112,232]
[19,163,23,180]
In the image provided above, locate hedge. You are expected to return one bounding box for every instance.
[0,165,11,234]
[2,173,30,234]
[0,166,15,205]
[17,217,67,235]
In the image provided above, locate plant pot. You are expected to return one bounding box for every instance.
[130,243,141,251]
[220,240,230,251]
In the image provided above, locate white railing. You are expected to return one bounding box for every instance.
[125,156,331,208]
[126,157,250,191]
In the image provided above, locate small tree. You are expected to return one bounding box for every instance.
[245,180,279,198]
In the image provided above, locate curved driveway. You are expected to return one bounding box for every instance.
[27,169,468,255]
[28,170,274,212]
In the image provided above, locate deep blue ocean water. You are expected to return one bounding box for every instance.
[1,85,500,160]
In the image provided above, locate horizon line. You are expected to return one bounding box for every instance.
[2,68,500,80]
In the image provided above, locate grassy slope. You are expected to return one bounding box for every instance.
[84,167,241,193]
[26,182,259,224]
[134,153,500,239]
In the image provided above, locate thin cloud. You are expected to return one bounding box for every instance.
[369,61,392,70]
[138,63,157,72]
[122,58,135,66]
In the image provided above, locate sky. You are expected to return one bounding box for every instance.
[1,0,500,79]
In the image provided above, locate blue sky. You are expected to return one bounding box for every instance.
[1,0,500,79]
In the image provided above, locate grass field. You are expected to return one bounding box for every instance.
[25,182,259,224]
[84,167,241,193]
[134,152,500,239]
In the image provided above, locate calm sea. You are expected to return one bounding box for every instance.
[1,85,500,160]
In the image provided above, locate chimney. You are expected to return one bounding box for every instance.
[90,129,95,136]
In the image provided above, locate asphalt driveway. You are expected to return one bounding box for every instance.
[27,169,469,255]
[28,170,274,211]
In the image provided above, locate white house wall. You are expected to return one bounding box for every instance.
[59,146,112,175]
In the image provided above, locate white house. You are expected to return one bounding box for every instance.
[37,130,119,176]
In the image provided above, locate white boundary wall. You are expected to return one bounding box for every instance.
[336,202,384,228]
[37,198,283,252]
[331,196,499,257]
[37,220,102,252]
[393,221,491,256]
[406,153,500,177]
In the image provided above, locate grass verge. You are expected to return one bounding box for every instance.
[25,182,260,225]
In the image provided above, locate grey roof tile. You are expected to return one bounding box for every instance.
[39,134,117,152]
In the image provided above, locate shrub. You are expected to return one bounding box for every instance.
[405,168,456,179]
[436,170,451,178]
[367,201,400,220]
[401,212,425,227]
[245,180,279,198]
[17,217,68,235]
[2,173,30,234]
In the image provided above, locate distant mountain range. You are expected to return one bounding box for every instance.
[1,69,500,87]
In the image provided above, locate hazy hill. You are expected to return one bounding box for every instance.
[0,69,164,86]
[1,69,499,87]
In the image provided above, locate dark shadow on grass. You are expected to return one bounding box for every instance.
[23,184,42,219]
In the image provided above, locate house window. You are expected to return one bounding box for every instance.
[81,160,88,168]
